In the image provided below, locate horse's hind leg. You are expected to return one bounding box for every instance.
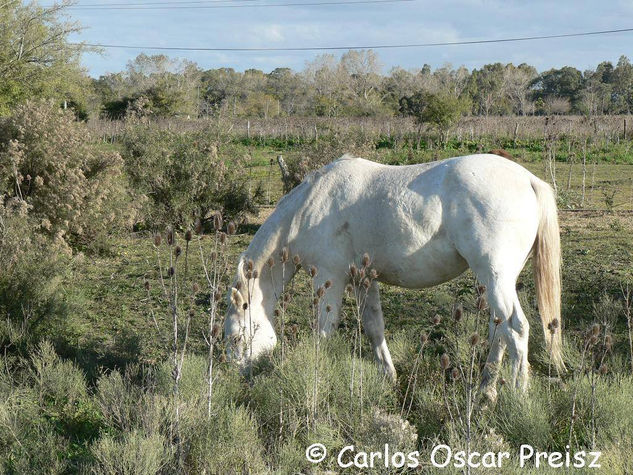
[361,281,396,381]
[483,278,530,393]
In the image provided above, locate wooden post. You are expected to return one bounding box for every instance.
[624,118,627,140]
[314,124,318,142]
[581,139,587,207]
[277,154,291,194]
[513,122,519,148]
[247,120,251,139]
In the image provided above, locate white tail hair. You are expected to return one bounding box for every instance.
[531,178,565,373]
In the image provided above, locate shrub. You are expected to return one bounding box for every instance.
[91,430,169,475]
[250,335,400,471]
[121,125,261,228]
[0,201,69,332]
[0,101,132,249]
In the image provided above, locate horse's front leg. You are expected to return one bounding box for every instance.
[361,281,396,381]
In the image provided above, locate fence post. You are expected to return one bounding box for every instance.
[277,154,291,194]
[247,120,251,139]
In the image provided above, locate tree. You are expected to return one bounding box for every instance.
[531,66,584,112]
[303,54,347,116]
[0,1,89,115]
[403,91,470,145]
[339,49,384,114]
[612,56,633,113]
[502,63,537,115]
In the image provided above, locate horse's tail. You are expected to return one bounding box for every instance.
[531,178,565,373]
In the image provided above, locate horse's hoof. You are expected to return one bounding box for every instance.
[480,385,498,407]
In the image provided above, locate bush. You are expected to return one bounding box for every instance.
[121,125,261,228]
[0,201,69,333]
[0,101,132,249]
[91,430,169,475]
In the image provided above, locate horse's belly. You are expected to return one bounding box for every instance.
[376,236,468,289]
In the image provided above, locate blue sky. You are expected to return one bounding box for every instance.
[64,0,633,77]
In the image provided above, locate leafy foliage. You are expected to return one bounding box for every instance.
[0,101,132,249]
[121,125,262,228]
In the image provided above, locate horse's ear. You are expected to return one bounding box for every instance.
[230,287,244,308]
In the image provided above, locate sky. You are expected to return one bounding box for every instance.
[60,0,633,77]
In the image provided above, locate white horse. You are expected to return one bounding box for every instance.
[224,153,564,399]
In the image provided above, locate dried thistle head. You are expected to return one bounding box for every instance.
[219,353,226,363]
[185,230,192,242]
[280,247,289,263]
[274,309,280,317]
[345,284,354,294]
[312,297,319,306]
[470,333,480,347]
[324,280,332,289]
[605,334,613,351]
[362,277,370,289]
[227,222,236,235]
[252,269,259,279]
[144,279,150,291]
[293,255,301,266]
[476,295,487,311]
[550,318,559,330]
[247,259,254,271]
[494,317,502,326]
[309,265,318,278]
[195,218,203,235]
[420,332,428,345]
[175,246,182,258]
[370,268,378,280]
[591,323,601,336]
[212,323,222,340]
[213,212,223,231]
[362,253,371,267]
[166,228,174,246]
[599,364,608,375]
[242,302,248,311]
[326,305,332,313]
[349,264,358,278]
[477,284,486,295]
[168,267,175,277]
[451,367,460,381]
[235,281,242,291]
[214,291,222,302]
[316,286,325,298]
[267,257,275,268]
[219,232,227,244]
[283,293,291,302]
[432,314,441,326]
[153,234,162,247]
[440,353,450,371]
[453,303,463,322]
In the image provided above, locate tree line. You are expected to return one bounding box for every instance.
[2,1,633,120]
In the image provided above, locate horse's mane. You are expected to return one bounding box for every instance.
[488,149,514,160]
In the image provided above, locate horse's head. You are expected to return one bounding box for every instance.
[224,258,277,365]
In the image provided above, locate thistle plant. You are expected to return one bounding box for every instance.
[347,252,378,419]
[196,213,235,418]
[401,331,428,419]
[622,283,633,374]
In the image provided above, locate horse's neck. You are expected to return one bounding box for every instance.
[242,202,304,312]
